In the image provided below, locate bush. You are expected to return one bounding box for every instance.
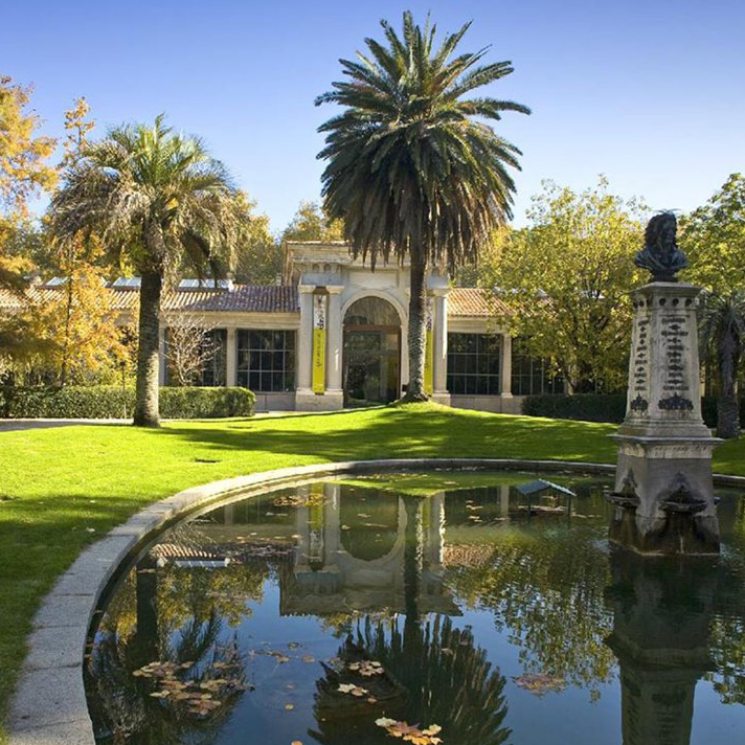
[0,385,254,419]
[522,394,627,423]
[159,387,255,418]
[523,393,745,428]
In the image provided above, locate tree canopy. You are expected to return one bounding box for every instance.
[484,178,646,393]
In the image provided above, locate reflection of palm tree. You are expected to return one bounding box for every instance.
[87,555,251,744]
[310,497,510,745]
[310,616,510,745]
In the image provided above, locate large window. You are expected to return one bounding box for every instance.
[164,327,226,387]
[447,333,501,395]
[237,330,296,392]
[511,338,565,396]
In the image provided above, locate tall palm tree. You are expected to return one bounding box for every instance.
[316,12,529,400]
[700,291,745,439]
[50,116,240,426]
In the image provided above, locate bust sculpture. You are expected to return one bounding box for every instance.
[634,212,688,282]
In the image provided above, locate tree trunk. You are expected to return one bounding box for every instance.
[402,250,429,402]
[716,339,740,439]
[133,271,162,427]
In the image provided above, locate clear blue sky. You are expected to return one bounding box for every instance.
[5,0,744,233]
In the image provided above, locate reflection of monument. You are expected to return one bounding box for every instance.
[283,484,459,616]
[609,213,720,554]
[605,548,715,745]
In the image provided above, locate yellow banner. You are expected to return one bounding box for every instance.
[312,327,326,394]
[424,329,434,396]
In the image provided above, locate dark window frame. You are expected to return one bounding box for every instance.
[510,338,565,396]
[237,329,296,392]
[446,333,502,396]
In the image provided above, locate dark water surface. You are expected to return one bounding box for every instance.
[86,471,745,745]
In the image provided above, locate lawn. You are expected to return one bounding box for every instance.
[1,402,743,738]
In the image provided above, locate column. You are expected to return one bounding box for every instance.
[432,288,450,405]
[501,333,513,397]
[296,285,314,393]
[226,327,237,387]
[326,287,344,400]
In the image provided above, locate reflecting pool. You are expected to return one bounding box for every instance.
[86,471,745,745]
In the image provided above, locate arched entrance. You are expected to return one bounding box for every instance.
[343,296,401,406]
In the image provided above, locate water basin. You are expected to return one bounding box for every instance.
[86,470,745,744]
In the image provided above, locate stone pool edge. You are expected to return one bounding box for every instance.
[7,457,743,745]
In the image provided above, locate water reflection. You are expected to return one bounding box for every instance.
[86,475,745,745]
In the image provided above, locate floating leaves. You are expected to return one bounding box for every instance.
[375,718,443,744]
[337,683,369,697]
[348,660,384,677]
[512,672,566,696]
[131,649,247,719]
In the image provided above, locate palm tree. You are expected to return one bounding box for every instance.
[700,291,745,439]
[50,116,240,426]
[316,12,529,400]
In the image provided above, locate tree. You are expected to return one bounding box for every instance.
[231,191,281,285]
[699,291,745,439]
[315,12,529,400]
[681,173,745,296]
[280,200,344,244]
[680,174,745,435]
[164,314,217,386]
[50,116,241,426]
[484,178,646,392]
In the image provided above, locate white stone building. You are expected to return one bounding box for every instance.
[1,241,566,412]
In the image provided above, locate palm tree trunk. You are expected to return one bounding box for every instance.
[133,271,162,427]
[403,250,429,402]
[717,339,740,439]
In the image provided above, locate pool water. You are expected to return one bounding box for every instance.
[86,471,745,745]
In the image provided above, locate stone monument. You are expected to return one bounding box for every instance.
[607,213,720,554]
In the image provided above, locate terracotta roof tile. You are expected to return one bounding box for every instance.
[0,284,300,314]
[448,287,507,317]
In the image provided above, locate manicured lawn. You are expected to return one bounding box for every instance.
[1,402,743,739]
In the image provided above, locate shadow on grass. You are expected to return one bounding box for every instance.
[160,407,619,465]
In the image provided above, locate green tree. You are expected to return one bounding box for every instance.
[231,191,281,285]
[315,12,529,400]
[280,200,344,244]
[699,291,745,439]
[49,116,241,426]
[681,174,745,436]
[485,178,646,392]
[681,173,745,295]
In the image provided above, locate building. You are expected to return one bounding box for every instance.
[0,241,564,412]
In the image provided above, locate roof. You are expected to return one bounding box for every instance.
[449,287,507,317]
[0,284,300,314]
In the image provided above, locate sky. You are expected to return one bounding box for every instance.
[4,0,745,234]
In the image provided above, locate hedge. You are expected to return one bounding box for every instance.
[522,394,628,423]
[0,385,255,419]
[523,393,745,429]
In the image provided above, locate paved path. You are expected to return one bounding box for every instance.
[0,410,324,432]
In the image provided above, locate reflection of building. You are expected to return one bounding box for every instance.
[605,549,715,745]
[1,242,565,411]
[283,484,460,616]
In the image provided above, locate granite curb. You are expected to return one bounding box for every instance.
[7,457,744,744]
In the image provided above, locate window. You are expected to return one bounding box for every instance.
[447,333,501,395]
[511,338,565,395]
[164,327,226,387]
[237,330,296,392]
[200,329,227,387]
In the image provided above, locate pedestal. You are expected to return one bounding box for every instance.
[609,283,720,555]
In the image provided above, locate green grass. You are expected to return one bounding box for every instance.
[1,402,744,738]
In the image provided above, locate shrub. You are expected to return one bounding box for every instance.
[523,393,745,428]
[0,385,254,419]
[159,386,254,418]
[522,394,627,423]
